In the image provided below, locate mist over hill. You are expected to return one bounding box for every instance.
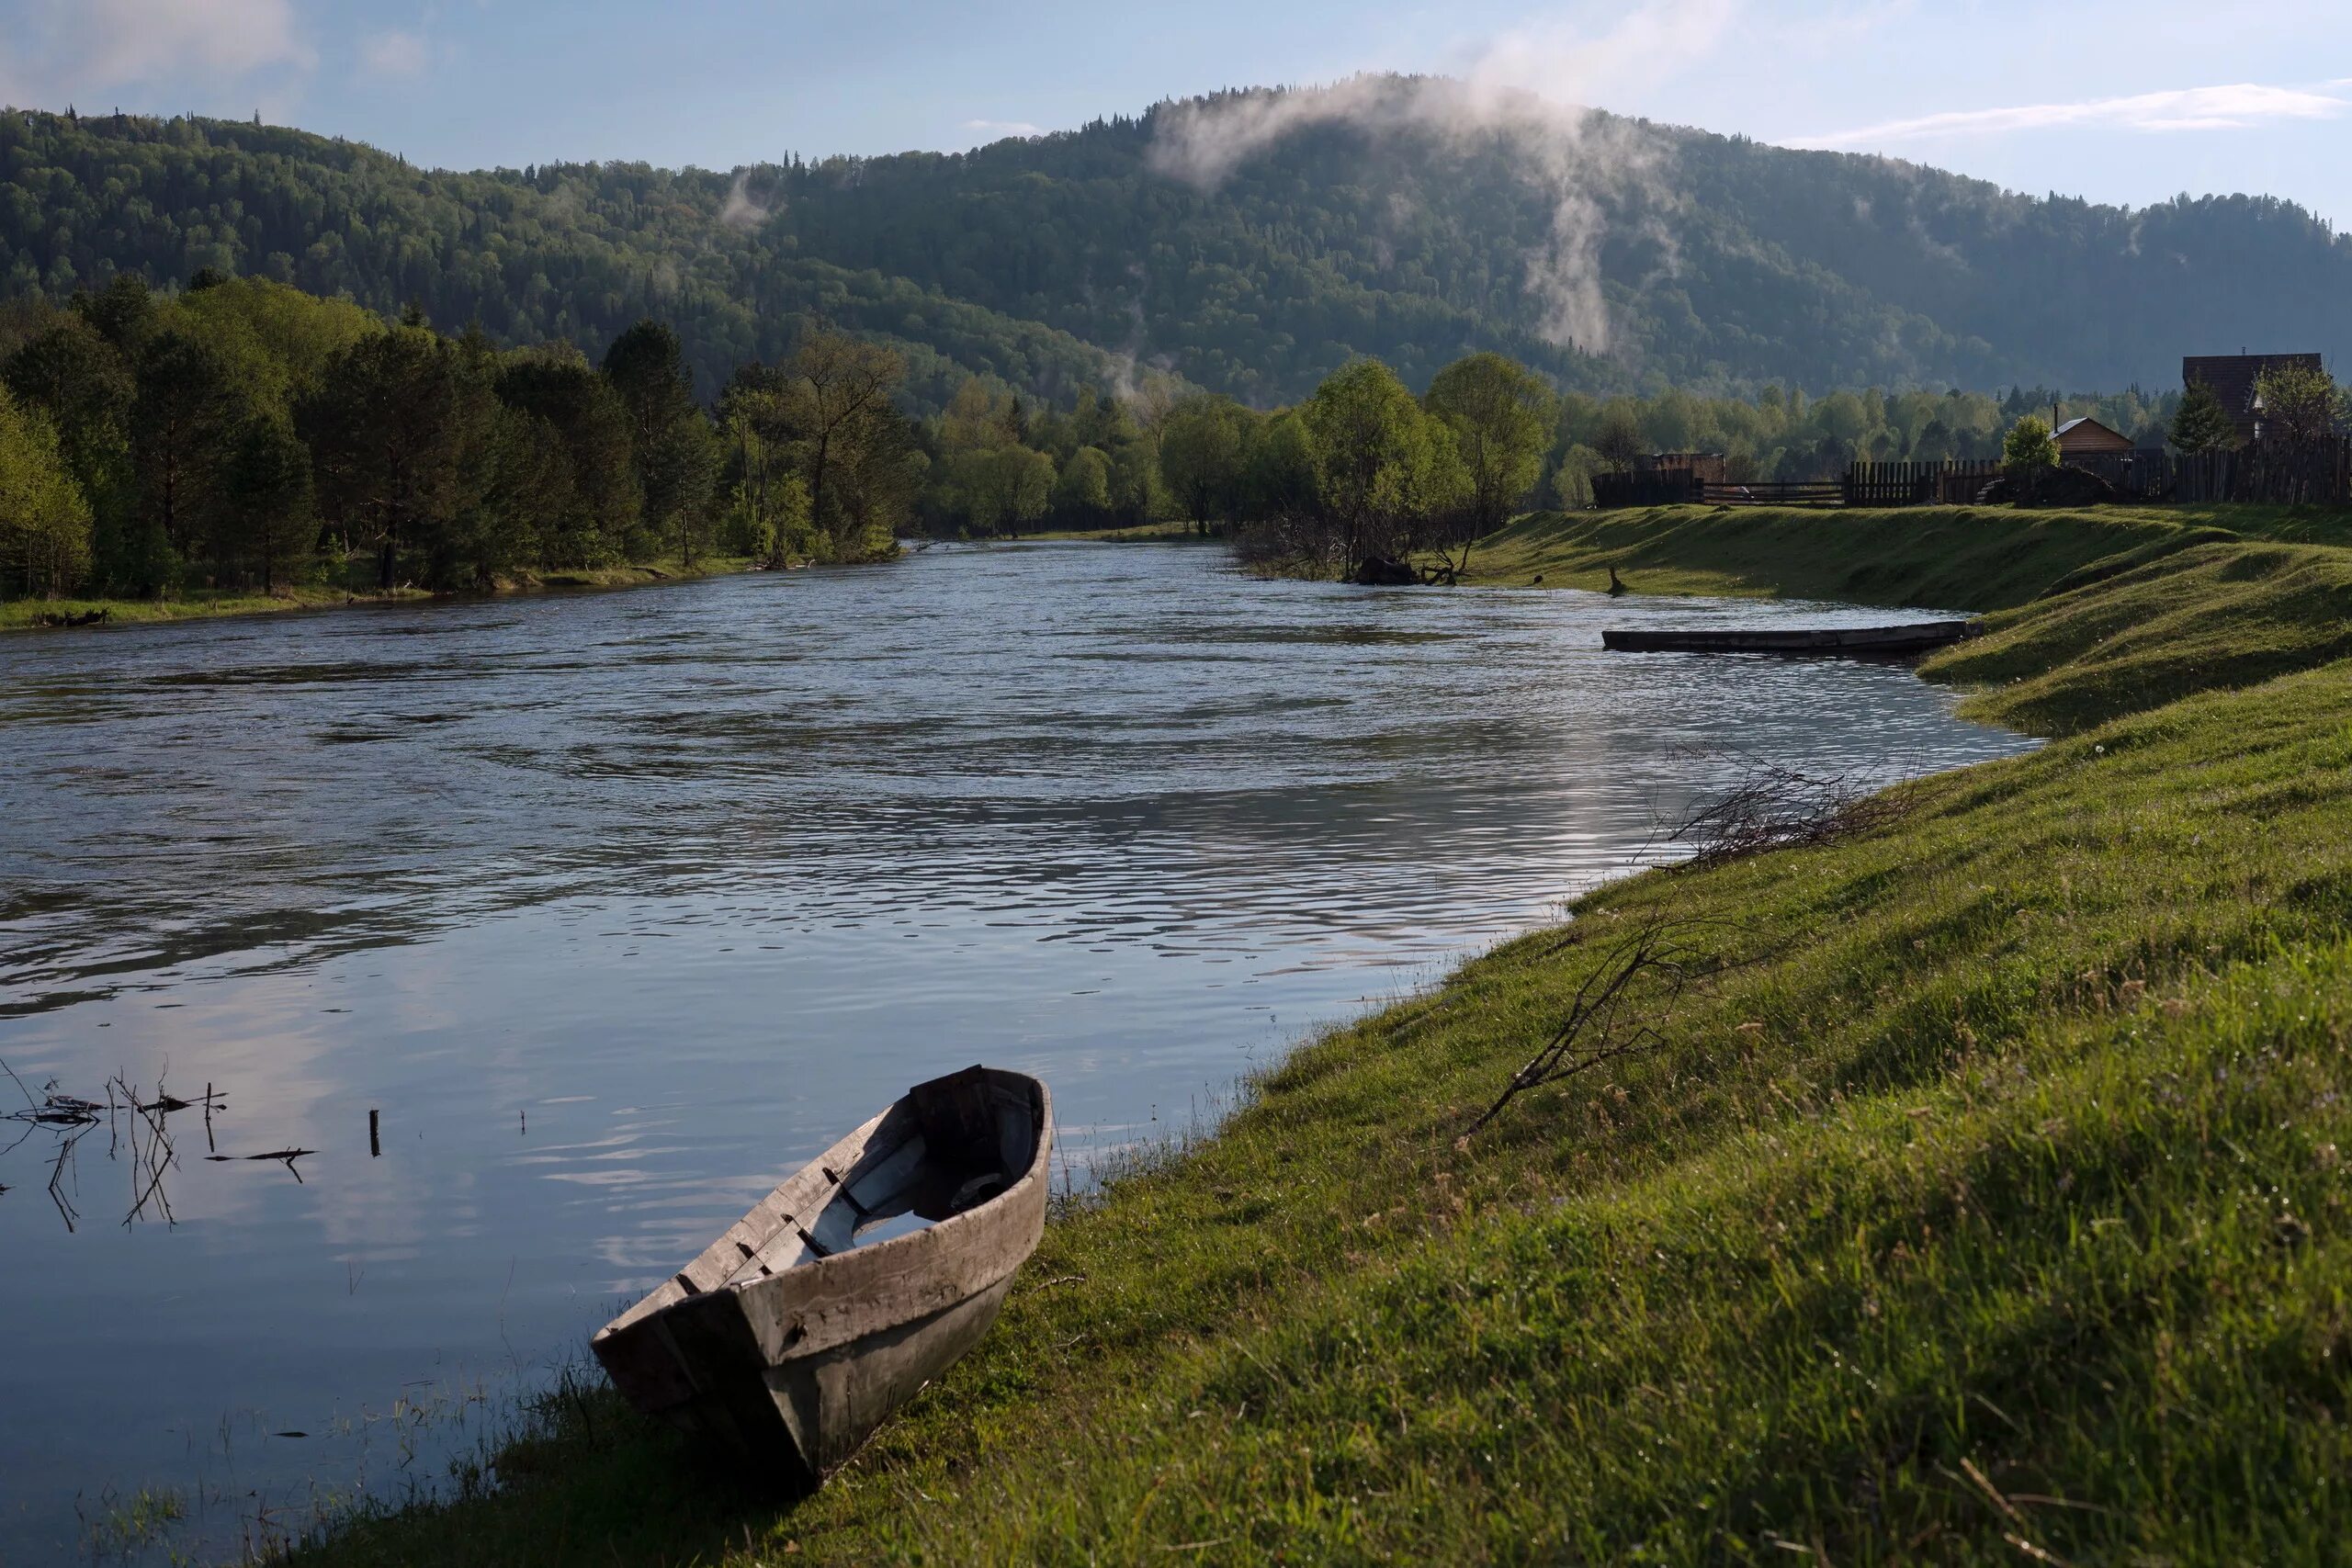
[5,77,2346,406]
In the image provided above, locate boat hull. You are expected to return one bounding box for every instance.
[593,1066,1050,1490]
[1600,619,1980,656]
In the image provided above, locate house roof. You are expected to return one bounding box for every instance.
[2053,416,2132,447]
[2183,353,2325,427]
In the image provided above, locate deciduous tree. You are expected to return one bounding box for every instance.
[1159,394,1246,535]
[1425,351,1556,573]
[785,329,904,566]
[0,386,93,596]
[2256,361,2344,449]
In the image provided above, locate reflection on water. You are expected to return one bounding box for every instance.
[0,543,2032,1561]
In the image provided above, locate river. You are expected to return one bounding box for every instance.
[0,542,2032,1562]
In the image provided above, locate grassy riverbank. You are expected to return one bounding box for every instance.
[303,503,2352,1564]
[0,556,761,634]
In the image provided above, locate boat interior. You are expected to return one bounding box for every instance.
[601,1066,1042,1336]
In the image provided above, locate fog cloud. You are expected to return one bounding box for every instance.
[1145,0,1742,359]
[719,170,774,232]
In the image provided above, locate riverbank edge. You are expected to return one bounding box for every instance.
[295,502,2352,1564]
[0,552,839,634]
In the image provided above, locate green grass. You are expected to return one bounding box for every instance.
[0,556,758,633]
[0,580,429,630]
[518,555,759,589]
[300,502,2352,1564]
[1464,501,2352,608]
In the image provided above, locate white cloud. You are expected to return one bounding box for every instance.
[28,0,313,91]
[1801,83,2349,147]
[357,28,431,80]
[964,118,1044,140]
[1454,0,1744,104]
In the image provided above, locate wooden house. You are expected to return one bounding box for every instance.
[2183,353,2326,447]
[1632,452,1728,485]
[2053,417,2133,458]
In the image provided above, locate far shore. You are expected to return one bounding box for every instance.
[0,555,781,636]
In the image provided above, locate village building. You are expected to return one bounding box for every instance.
[2053,416,2133,458]
[2183,353,2327,447]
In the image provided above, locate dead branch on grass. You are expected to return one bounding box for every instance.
[1650,753,1916,869]
[1464,914,1722,1138]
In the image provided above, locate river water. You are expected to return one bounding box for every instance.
[0,542,2031,1562]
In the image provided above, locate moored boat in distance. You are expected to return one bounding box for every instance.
[1600,619,1982,656]
[594,1065,1052,1490]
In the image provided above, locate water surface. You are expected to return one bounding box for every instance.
[0,543,2031,1561]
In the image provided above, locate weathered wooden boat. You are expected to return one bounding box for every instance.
[1600,619,1980,656]
[593,1065,1051,1489]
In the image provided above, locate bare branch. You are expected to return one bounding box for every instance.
[1465,913,1723,1137]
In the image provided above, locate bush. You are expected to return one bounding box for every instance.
[2002,414,2060,473]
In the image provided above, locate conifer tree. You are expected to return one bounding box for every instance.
[2170,378,2236,455]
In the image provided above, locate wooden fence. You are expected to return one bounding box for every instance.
[1592,441,2350,511]
[2172,441,2352,506]
[1843,460,2007,506]
[1593,468,1704,508]
[1699,479,1843,506]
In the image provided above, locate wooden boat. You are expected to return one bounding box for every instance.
[593,1065,1051,1490]
[1600,619,1980,656]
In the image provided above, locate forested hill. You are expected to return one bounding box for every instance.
[5,81,2348,405]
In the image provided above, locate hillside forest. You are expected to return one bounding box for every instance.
[3,87,2349,411]
[1,263,2216,602]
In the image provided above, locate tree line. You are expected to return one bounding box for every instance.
[11,265,2335,605]
[910,364,2216,574]
[0,272,930,600]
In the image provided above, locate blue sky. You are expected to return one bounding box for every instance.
[6,0,2351,226]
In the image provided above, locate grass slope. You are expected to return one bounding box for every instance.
[1466,502,2352,604]
[303,505,2352,1565]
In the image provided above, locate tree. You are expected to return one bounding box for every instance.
[218,412,313,592]
[1242,412,1318,525]
[130,328,234,586]
[827,401,922,555]
[718,382,796,559]
[305,324,478,589]
[602,320,716,561]
[784,329,904,567]
[73,274,157,355]
[2256,361,2343,449]
[1301,358,1458,577]
[2002,414,2059,474]
[498,345,640,566]
[2171,378,2236,455]
[1592,404,1645,473]
[1159,394,1246,535]
[1555,443,1607,508]
[1425,351,1556,574]
[646,409,720,565]
[464,405,573,585]
[1051,446,1114,525]
[6,315,136,579]
[951,444,1056,536]
[0,386,94,597]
